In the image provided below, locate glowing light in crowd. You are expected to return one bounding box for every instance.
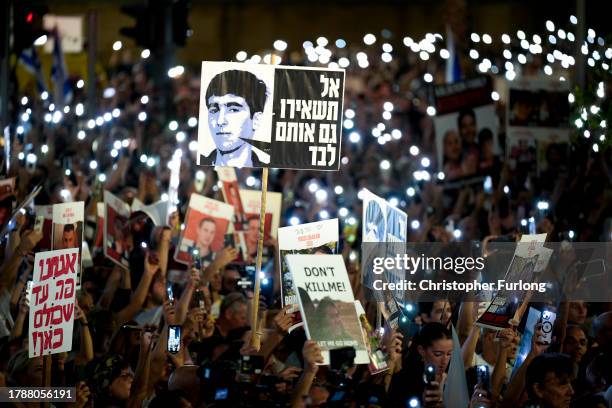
[440,49,449,59]
[583,130,590,138]
[140,154,148,163]
[147,157,156,167]
[383,102,394,112]
[246,176,256,187]
[520,219,528,227]
[113,140,122,150]
[95,116,104,126]
[315,36,328,47]
[319,210,329,219]
[424,73,433,83]
[112,40,122,51]
[363,33,376,45]
[501,34,511,44]
[168,65,185,78]
[419,51,429,61]
[315,189,328,203]
[568,93,575,103]
[411,220,420,230]
[110,149,118,158]
[18,152,24,160]
[453,229,462,239]
[103,112,112,122]
[345,109,355,119]
[338,57,350,68]
[406,187,416,197]
[517,30,526,40]
[273,40,287,51]
[335,39,346,48]
[289,216,300,226]
[469,49,479,59]
[344,119,354,129]
[141,49,150,59]
[593,144,599,152]
[491,91,500,101]
[382,43,393,53]
[388,197,399,207]
[168,120,179,131]
[41,144,48,154]
[188,117,198,127]
[380,160,391,170]
[409,145,419,156]
[575,118,583,128]
[44,113,52,123]
[341,157,349,165]
[601,120,607,128]
[470,33,480,43]
[349,131,361,143]
[138,112,147,122]
[537,201,549,210]
[546,20,555,31]
[421,157,430,168]
[403,36,413,47]
[21,96,28,105]
[41,91,48,100]
[17,126,24,135]
[89,160,98,170]
[52,111,62,123]
[87,119,95,129]
[381,53,392,63]
[482,34,492,44]
[34,35,47,46]
[437,172,445,180]
[98,173,107,182]
[64,106,70,114]
[334,186,344,195]
[140,95,149,104]
[505,70,516,81]
[176,131,186,142]
[426,106,436,116]
[236,51,247,61]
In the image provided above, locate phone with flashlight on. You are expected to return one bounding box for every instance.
[167,325,181,354]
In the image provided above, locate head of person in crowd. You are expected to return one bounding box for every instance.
[415,322,453,382]
[478,128,495,163]
[6,351,43,387]
[147,270,166,307]
[168,365,202,407]
[88,309,117,358]
[562,325,588,365]
[457,108,477,146]
[442,129,462,165]
[568,301,588,325]
[217,292,248,336]
[61,223,77,249]
[221,264,242,294]
[77,289,95,316]
[90,353,134,404]
[525,353,574,408]
[419,300,452,327]
[592,311,612,347]
[196,217,216,257]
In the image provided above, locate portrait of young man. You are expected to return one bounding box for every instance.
[199,69,271,168]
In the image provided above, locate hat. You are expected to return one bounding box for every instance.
[89,353,128,396]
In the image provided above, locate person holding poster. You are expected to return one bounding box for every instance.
[199,69,271,167]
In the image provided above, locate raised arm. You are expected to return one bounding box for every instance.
[115,254,158,326]
[290,340,323,407]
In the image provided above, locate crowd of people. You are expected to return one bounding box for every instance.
[0,25,611,408]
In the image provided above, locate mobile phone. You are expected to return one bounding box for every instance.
[214,388,228,401]
[194,289,205,310]
[240,355,265,376]
[26,281,33,306]
[167,325,181,354]
[166,283,175,304]
[34,215,45,232]
[194,258,202,270]
[423,363,436,388]
[477,365,490,393]
[537,309,556,345]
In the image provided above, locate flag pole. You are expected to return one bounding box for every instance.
[250,167,268,348]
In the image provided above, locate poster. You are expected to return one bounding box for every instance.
[506,78,570,171]
[28,248,78,357]
[278,219,339,331]
[197,61,344,170]
[511,307,542,378]
[433,77,500,181]
[475,234,547,330]
[361,189,407,301]
[217,167,248,232]
[239,188,282,264]
[103,191,131,269]
[52,201,84,288]
[34,205,54,252]
[174,193,234,265]
[286,254,368,365]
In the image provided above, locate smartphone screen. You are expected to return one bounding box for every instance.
[34,215,45,232]
[167,325,181,354]
[166,283,174,303]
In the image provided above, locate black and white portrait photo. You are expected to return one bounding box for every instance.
[197,63,274,168]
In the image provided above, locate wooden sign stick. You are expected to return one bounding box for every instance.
[250,167,269,349]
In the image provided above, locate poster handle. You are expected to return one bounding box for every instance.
[42,353,51,408]
[250,167,269,349]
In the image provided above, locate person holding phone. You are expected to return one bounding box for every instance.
[387,322,453,407]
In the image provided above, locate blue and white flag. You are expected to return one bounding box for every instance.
[445,25,462,84]
[50,29,72,106]
[18,46,48,95]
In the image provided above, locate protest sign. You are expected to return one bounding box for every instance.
[511,307,542,378]
[28,248,79,357]
[433,77,500,182]
[361,189,407,301]
[52,201,84,288]
[239,188,281,263]
[286,254,368,365]
[197,61,344,171]
[34,205,54,251]
[175,193,234,265]
[355,300,389,374]
[476,234,547,330]
[103,191,131,269]
[506,78,570,172]
[278,219,339,331]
